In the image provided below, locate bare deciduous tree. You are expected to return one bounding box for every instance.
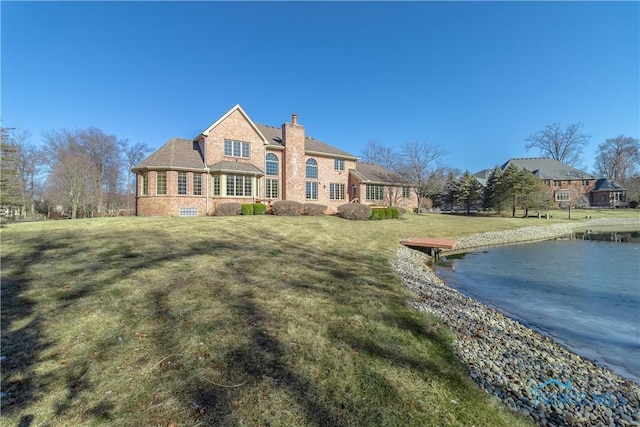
[525,122,590,167]
[121,140,149,210]
[47,152,99,219]
[399,139,446,212]
[78,127,121,216]
[360,139,401,168]
[594,135,640,182]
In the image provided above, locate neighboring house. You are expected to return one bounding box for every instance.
[476,158,629,208]
[132,104,416,216]
[500,158,596,208]
[589,178,627,208]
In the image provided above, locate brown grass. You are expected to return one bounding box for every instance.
[2,210,634,426]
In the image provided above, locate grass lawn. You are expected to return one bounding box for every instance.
[1,209,636,426]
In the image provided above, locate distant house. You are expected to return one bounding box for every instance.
[501,158,596,207]
[589,178,627,208]
[132,105,416,216]
[476,158,629,208]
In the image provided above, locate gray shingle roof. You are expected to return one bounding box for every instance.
[255,123,357,159]
[208,161,264,175]
[501,158,594,180]
[351,162,408,185]
[255,124,283,146]
[132,138,205,171]
[592,178,626,192]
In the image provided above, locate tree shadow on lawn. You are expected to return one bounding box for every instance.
[180,291,346,426]
[2,222,473,425]
[0,229,248,422]
[1,238,82,419]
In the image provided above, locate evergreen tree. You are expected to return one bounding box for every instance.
[519,170,551,217]
[484,166,507,214]
[498,164,526,217]
[455,171,484,214]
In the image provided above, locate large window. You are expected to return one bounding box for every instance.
[226,175,253,197]
[224,140,250,158]
[266,153,279,176]
[156,171,167,195]
[555,190,570,202]
[213,176,221,196]
[306,181,318,200]
[306,158,318,179]
[141,174,148,196]
[334,158,345,171]
[266,179,278,199]
[178,171,187,195]
[193,173,202,196]
[366,184,384,201]
[329,183,345,200]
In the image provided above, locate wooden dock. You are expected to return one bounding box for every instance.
[400,238,456,259]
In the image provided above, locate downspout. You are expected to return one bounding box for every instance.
[205,167,210,215]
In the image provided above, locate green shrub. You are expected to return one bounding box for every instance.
[304,204,327,216]
[215,203,241,216]
[272,200,303,216]
[383,208,392,219]
[253,203,267,215]
[337,204,371,220]
[370,209,383,220]
[388,207,400,219]
[241,204,254,215]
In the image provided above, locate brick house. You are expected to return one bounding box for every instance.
[132,105,417,216]
[589,178,627,208]
[500,158,597,207]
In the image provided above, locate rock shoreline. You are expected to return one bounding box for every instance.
[394,218,640,427]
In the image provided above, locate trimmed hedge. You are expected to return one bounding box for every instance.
[370,207,401,220]
[215,203,241,216]
[253,203,267,215]
[241,204,254,215]
[304,203,327,216]
[337,204,372,220]
[272,200,303,216]
[370,209,384,220]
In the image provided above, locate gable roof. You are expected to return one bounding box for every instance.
[501,158,594,180]
[132,138,205,171]
[592,178,626,192]
[351,162,408,185]
[199,104,269,145]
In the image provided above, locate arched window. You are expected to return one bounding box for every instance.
[306,158,318,179]
[266,153,278,176]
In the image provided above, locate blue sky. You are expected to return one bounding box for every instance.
[2,1,638,174]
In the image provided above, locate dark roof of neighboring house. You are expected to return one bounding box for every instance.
[256,123,358,159]
[473,168,493,180]
[592,178,626,192]
[208,161,264,175]
[132,138,205,171]
[501,158,594,180]
[350,162,408,185]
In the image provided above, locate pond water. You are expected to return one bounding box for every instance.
[436,231,640,384]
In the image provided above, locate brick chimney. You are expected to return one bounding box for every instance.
[282,113,305,201]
